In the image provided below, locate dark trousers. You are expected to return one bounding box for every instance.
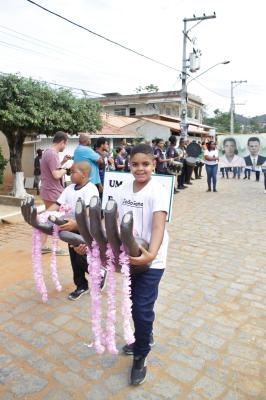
[198,162,203,177]
[205,164,218,190]
[178,161,186,188]
[68,245,88,290]
[255,171,260,181]
[131,268,164,357]
[244,168,251,179]
[264,171,266,190]
[194,164,199,179]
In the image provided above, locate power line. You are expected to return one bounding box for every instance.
[0,70,104,97]
[25,0,183,74]
[0,32,145,83]
[190,78,230,98]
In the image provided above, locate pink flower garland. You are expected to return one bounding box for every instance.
[105,244,118,354]
[88,240,105,354]
[50,223,62,292]
[119,246,135,345]
[32,227,48,303]
[32,209,67,302]
[86,242,134,353]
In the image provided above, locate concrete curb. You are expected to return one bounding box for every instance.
[0,204,45,223]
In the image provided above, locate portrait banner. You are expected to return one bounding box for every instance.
[217,134,266,170]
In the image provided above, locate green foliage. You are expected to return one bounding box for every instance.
[135,84,159,94]
[0,73,102,135]
[0,73,102,173]
[0,146,8,184]
[203,109,241,133]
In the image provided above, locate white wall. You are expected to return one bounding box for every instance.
[128,121,171,141]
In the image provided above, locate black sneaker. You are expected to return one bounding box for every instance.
[123,342,134,355]
[174,188,179,194]
[100,267,107,291]
[130,355,147,385]
[68,288,89,301]
[122,333,155,355]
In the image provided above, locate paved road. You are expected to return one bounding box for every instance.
[0,175,265,399]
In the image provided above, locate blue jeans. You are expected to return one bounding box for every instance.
[205,164,218,190]
[233,167,241,178]
[221,167,229,178]
[131,268,164,357]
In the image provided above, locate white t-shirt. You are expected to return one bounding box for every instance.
[204,149,218,165]
[56,182,99,212]
[115,178,169,269]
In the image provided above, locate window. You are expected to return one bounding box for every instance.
[129,107,136,116]
[166,107,171,115]
[114,108,126,116]
[187,107,193,118]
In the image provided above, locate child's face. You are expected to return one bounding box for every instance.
[130,153,155,183]
[70,167,84,185]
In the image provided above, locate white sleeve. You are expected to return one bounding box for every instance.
[82,184,99,207]
[151,183,169,215]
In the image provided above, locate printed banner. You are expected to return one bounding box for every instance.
[217,134,266,170]
[102,171,175,222]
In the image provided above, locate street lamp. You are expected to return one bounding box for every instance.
[180,60,230,138]
[187,60,230,85]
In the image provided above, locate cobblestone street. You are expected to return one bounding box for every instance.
[0,175,265,399]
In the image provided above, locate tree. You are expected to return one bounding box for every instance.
[135,84,159,93]
[0,146,8,184]
[0,73,102,197]
[203,109,241,134]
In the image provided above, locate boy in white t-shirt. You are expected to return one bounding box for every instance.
[115,144,169,386]
[45,161,106,301]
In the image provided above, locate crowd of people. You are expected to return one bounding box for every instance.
[35,134,266,203]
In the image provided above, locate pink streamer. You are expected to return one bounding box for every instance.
[50,224,62,292]
[119,246,135,345]
[88,240,105,354]
[31,208,67,301]
[105,244,118,354]
[32,228,48,303]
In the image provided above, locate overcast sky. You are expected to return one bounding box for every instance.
[0,0,265,117]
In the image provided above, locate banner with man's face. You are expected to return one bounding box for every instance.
[217,134,266,169]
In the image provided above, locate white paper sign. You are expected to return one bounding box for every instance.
[102,171,175,222]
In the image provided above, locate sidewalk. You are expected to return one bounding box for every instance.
[0,204,22,222]
[0,175,265,399]
[0,201,44,223]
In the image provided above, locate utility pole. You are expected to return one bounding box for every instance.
[180,13,216,138]
[230,80,247,134]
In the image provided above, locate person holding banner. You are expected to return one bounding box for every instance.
[116,144,169,386]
